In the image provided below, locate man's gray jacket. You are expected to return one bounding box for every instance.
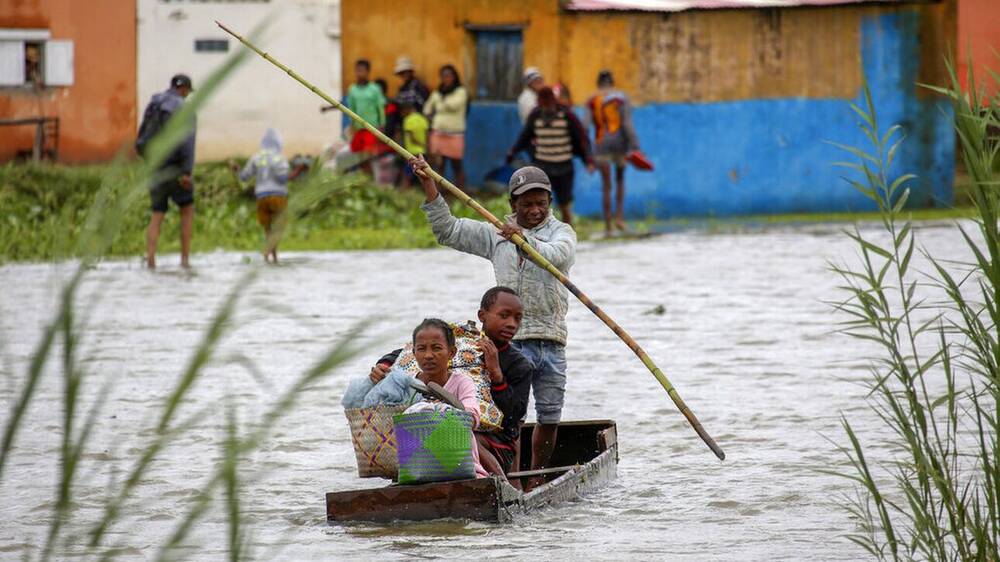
[421,194,576,345]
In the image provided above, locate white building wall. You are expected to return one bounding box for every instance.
[137,0,341,160]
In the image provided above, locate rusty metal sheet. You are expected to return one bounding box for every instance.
[566,0,916,12]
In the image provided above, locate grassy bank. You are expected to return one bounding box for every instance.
[0,161,520,262]
[0,160,976,263]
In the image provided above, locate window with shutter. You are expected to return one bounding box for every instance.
[0,40,25,86]
[44,39,73,86]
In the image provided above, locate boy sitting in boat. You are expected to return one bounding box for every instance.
[343,318,488,477]
[356,288,534,476]
[470,287,533,475]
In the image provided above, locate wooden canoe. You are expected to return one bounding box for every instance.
[326,419,619,524]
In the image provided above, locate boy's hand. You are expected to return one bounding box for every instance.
[228,159,240,173]
[178,175,192,191]
[478,337,503,384]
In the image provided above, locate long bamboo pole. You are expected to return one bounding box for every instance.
[218,21,725,461]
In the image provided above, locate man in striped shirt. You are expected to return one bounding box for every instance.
[507,87,594,227]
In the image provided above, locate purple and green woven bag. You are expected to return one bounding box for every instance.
[393,409,475,484]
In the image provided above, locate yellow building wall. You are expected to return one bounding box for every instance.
[342,0,954,104]
[341,0,563,98]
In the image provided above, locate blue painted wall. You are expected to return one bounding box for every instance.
[462,13,954,218]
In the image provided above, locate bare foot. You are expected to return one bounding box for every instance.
[614,217,628,232]
[146,257,156,269]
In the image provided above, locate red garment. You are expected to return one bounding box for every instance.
[350,129,378,153]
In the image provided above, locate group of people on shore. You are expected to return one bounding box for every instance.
[341,57,470,189]
[344,57,643,236]
[511,67,641,235]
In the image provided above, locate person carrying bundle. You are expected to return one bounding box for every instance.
[585,70,641,237]
[343,318,489,478]
[361,287,533,476]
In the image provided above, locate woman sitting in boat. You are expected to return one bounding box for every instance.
[352,288,534,477]
[343,318,488,477]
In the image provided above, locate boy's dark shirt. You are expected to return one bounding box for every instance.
[488,343,533,446]
[374,342,533,446]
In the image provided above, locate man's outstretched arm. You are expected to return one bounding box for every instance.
[412,156,496,260]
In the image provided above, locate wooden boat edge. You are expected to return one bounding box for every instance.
[326,419,619,524]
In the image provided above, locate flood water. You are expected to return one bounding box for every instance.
[0,220,973,560]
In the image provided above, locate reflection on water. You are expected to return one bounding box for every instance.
[0,221,971,560]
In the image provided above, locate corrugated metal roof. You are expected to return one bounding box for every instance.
[565,0,905,11]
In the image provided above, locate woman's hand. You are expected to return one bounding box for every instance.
[369,362,390,384]
[478,337,503,384]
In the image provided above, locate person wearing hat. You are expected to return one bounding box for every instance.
[393,56,430,112]
[586,70,641,237]
[409,154,576,486]
[517,67,545,124]
[136,73,197,269]
[383,55,430,164]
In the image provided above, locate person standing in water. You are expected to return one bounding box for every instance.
[585,70,640,237]
[410,156,576,483]
[231,128,302,263]
[137,74,196,269]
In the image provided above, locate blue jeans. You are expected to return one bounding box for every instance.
[511,339,567,424]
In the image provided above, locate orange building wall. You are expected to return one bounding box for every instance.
[0,0,137,163]
[958,0,1000,98]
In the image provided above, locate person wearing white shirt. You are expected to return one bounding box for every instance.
[517,67,545,124]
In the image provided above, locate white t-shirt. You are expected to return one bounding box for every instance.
[517,88,538,124]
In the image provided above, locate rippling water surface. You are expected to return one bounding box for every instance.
[0,221,971,560]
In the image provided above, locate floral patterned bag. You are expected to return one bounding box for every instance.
[390,320,505,432]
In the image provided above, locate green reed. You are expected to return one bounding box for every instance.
[0,24,368,561]
[829,60,999,560]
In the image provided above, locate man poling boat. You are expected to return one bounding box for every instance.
[215,21,725,462]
